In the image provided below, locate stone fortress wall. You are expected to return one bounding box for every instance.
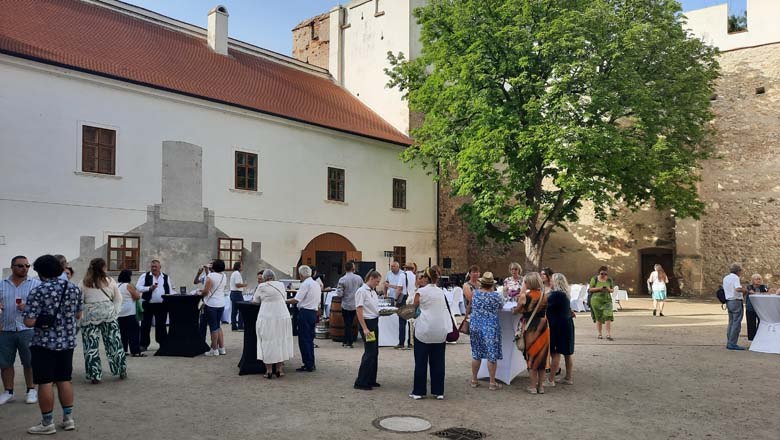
[293,0,780,295]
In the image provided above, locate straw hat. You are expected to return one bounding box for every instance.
[478,272,496,285]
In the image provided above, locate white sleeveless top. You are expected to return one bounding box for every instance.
[204,272,228,308]
[118,282,136,317]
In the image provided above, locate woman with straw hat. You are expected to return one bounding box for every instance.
[467,272,505,390]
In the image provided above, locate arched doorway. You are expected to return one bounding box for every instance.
[299,233,363,288]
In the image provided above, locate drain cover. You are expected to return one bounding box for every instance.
[431,427,487,439]
[373,415,432,433]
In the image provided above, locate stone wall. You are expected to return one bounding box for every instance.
[696,42,780,292]
[292,13,330,70]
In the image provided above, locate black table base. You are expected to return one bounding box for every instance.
[236,301,268,375]
[156,295,210,357]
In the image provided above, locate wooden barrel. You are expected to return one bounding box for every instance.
[329,296,358,342]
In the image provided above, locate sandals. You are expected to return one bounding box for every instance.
[606,336,614,341]
[265,372,273,379]
[538,388,545,394]
[597,335,603,339]
[489,382,502,391]
[526,387,538,394]
[470,380,479,388]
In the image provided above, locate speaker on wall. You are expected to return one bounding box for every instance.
[442,258,452,269]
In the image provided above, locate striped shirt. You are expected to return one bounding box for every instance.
[1,277,41,331]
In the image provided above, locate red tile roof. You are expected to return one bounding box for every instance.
[0,0,411,146]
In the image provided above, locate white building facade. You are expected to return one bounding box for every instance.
[0,0,436,287]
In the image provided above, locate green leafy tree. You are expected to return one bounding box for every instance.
[727,13,747,33]
[387,0,719,270]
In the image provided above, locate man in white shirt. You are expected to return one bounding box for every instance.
[394,262,417,349]
[287,265,321,372]
[384,261,404,306]
[136,260,175,352]
[229,262,248,331]
[723,263,746,350]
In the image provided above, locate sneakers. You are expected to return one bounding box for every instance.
[0,390,15,405]
[726,344,746,351]
[218,347,227,355]
[27,422,56,435]
[62,418,76,431]
[26,389,38,404]
[543,379,556,387]
[408,394,423,400]
[394,344,404,349]
[204,349,219,356]
[435,395,445,400]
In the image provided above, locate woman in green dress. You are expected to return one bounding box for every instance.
[587,266,614,341]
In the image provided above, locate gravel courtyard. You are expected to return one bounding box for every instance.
[1,298,778,440]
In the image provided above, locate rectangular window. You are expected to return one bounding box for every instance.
[392,178,407,209]
[235,151,258,191]
[327,167,345,202]
[218,238,243,269]
[727,0,747,33]
[82,125,116,175]
[393,246,406,266]
[107,235,140,271]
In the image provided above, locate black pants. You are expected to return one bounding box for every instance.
[342,309,357,346]
[230,291,244,330]
[140,301,168,349]
[117,315,141,355]
[412,337,446,396]
[199,308,208,341]
[355,318,378,387]
[297,309,317,369]
[746,305,760,341]
[397,295,408,346]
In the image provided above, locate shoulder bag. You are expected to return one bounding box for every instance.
[35,281,67,330]
[514,292,543,352]
[442,290,459,343]
[200,274,225,310]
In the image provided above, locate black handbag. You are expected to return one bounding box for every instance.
[35,281,67,330]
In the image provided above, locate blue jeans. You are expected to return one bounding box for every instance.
[230,291,244,329]
[297,309,317,369]
[726,299,744,347]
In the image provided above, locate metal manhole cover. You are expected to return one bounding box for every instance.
[373,415,432,433]
[431,427,487,439]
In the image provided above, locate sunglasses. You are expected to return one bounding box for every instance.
[13,264,31,268]
[599,272,608,275]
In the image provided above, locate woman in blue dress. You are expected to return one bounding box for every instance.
[467,272,505,390]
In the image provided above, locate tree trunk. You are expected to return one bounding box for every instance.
[523,232,547,272]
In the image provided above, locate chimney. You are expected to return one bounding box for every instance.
[207,5,229,55]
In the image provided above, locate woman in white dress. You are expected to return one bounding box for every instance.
[252,269,294,379]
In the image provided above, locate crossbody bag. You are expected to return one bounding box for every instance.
[200,274,226,310]
[514,292,543,352]
[35,281,67,330]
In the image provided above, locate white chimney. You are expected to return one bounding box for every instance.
[207,5,229,55]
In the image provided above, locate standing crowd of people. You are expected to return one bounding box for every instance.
[5,249,774,435]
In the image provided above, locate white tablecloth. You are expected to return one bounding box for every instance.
[477,302,528,384]
[749,295,780,354]
[378,307,400,347]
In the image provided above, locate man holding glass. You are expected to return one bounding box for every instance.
[0,255,41,405]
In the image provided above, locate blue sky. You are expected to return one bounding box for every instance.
[125,0,743,56]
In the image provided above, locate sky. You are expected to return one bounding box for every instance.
[124,0,745,56]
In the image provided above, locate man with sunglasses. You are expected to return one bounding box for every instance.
[0,256,41,405]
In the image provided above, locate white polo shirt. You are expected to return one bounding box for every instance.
[294,277,322,311]
[229,271,243,291]
[355,284,379,319]
[722,273,743,300]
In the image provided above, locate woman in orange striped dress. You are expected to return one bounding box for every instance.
[513,272,550,394]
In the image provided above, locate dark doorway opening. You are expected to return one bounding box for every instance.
[315,251,345,288]
[639,249,680,296]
